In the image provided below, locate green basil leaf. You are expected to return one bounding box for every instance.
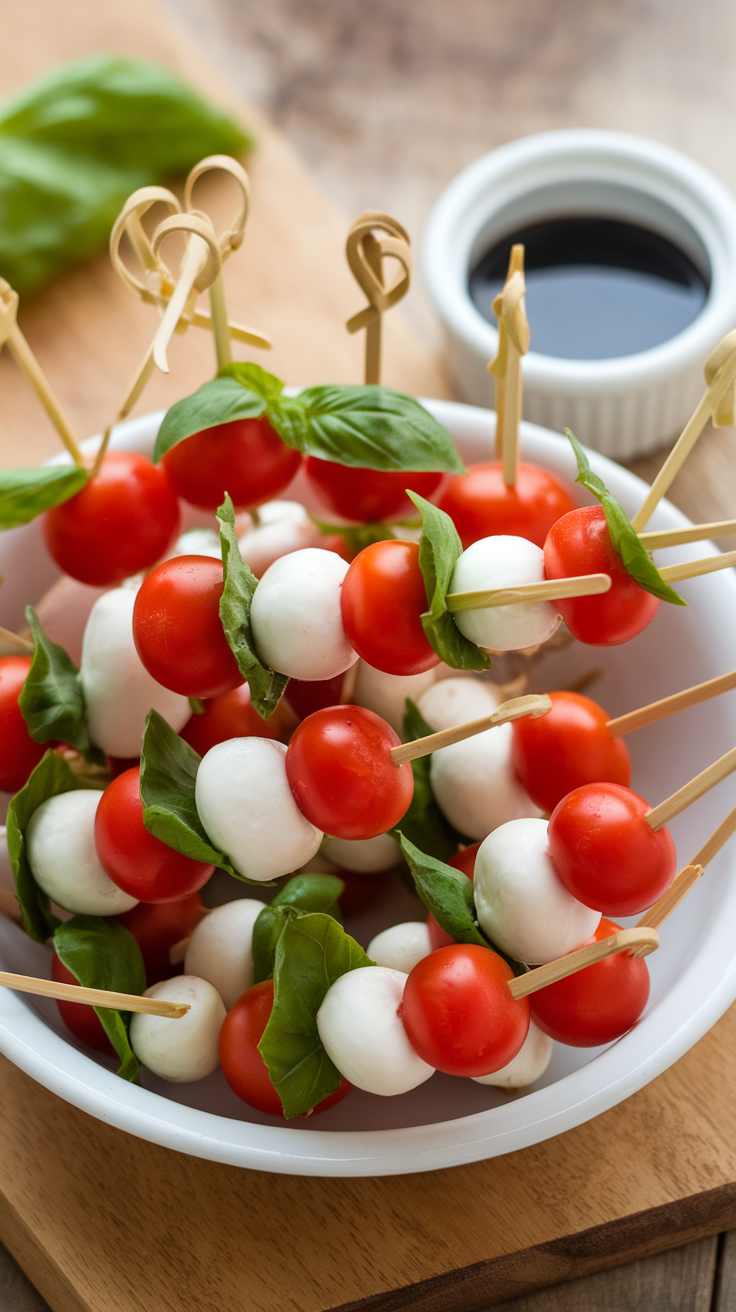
[308,512,397,553]
[53,915,146,1082]
[258,911,373,1118]
[218,361,285,402]
[0,465,88,529]
[216,495,290,719]
[251,874,345,984]
[152,377,267,462]
[409,492,492,670]
[565,429,686,607]
[5,750,88,942]
[19,607,103,764]
[390,700,465,862]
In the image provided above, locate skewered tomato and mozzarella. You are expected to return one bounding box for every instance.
[316,967,434,1095]
[161,415,301,512]
[26,790,138,916]
[449,535,561,653]
[340,540,440,676]
[133,556,243,699]
[250,547,358,682]
[183,900,267,1009]
[438,460,576,550]
[511,690,631,813]
[130,976,227,1082]
[530,918,651,1046]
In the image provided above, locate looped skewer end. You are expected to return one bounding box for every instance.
[345,212,413,384]
[184,154,251,260]
[150,213,223,373]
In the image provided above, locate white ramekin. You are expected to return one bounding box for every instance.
[423,129,736,460]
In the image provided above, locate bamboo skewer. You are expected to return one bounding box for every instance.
[507,927,661,1001]
[607,668,736,738]
[658,550,736,583]
[645,745,736,831]
[487,245,530,486]
[345,212,413,385]
[445,573,611,613]
[390,693,552,766]
[151,214,222,373]
[0,970,189,1017]
[0,626,33,653]
[639,519,736,550]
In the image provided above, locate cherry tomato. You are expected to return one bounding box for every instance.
[162,417,302,511]
[43,451,180,586]
[530,918,650,1046]
[219,979,352,1116]
[548,782,676,916]
[285,705,414,840]
[181,683,292,754]
[105,755,142,778]
[340,540,440,677]
[132,555,243,698]
[95,767,215,903]
[305,458,442,523]
[427,844,481,949]
[0,656,46,794]
[401,943,530,1076]
[285,673,346,721]
[439,460,576,549]
[115,894,205,986]
[51,951,115,1055]
[511,690,631,813]
[544,506,660,646]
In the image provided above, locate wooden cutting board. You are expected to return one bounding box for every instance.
[3,2,736,1310]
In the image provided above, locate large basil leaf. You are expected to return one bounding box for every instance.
[391,699,464,862]
[565,430,686,606]
[251,874,344,984]
[258,911,373,1118]
[152,376,268,462]
[19,607,103,764]
[216,495,289,719]
[53,915,146,1082]
[0,466,88,530]
[409,492,492,670]
[5,750,88,942]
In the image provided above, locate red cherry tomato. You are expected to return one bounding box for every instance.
[305,458,442,523]
[95,767,214,903]
[51,952,115,1055]
[115,894,205,986]
[530,918,650,1046]
[544,505,660,646]
[548,782,676,916]
[511,690,631,813]
[401,943,530,1076]
[219,979,352,1116]
[439,460,576,549]
[285,673,346,721]
[43,451,180,586]
[162,417,302,511]
[180,683,292,754]
[340,540,440,677]
[285,705,414,840]
[427,844,481,949]
[0,656,46,794]
[132,555,243,698]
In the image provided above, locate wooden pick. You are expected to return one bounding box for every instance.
[151,212,223,373]
[631,329,736,532]
[507,927,660,1001]
[487,245,530,487]
[345,212,413,385]
[184,154,252,371]
[0,625,33,653]
[608,667,736,738]
[389,693,551,766]
[658,549,736,584]
[0,970,189,1018]
[639,519,736,550]
[445,573,611,614]
[645,744,736,831]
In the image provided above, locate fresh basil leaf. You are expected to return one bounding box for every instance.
[53,915,146,1082]
[19,607,103,764]
[5,750,87,942]
[258,911,373,1118]
[308,512,397,553]
[252,874,344,984]
[0,465,88,529]
[391,700,465,862]
[218,361,285,402]
[216,495,290,719]
[565,429,686,607]
[409,492,492,670]
[153,377,267,462]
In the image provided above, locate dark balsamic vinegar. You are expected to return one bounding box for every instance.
[468,216,709,360]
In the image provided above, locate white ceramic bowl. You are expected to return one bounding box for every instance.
[1,400,736,1176]
[423,130,736,459]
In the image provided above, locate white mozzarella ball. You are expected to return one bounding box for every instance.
[450,536,561,652]
[367,922,432,974]
[184,899,266,1009]
[250,547,358,681]
[352,660,438,737]
[195,737,322,881]
[430,724,540,840]
[26,790,138,915]
[130,976,226,1082]
[80,588,190,758]
[170,527,222,559]
[323,832,400,873]
[238,501,323,578]
[417,676,502,730]
[474,818,601,964]
[317,967,434,1095]
[472,1021,553,1089]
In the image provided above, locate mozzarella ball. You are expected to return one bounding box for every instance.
[80,587,190,757]
[317,967,434,1095]
[450,536,561,652]
[130,976,226,1082]
[430,725,540,840]
[472,1021,553,1089]
[238,501,323,578]
[367,922,432,974]
[250,547,358,681]
[26,790,138,915]
[171,527,222,559]
[184,899,266,1009]
[195,737,322,881]
[417,675,502,731]
[323,832,400,873]
[352,660,438,737]
[474,818,601,964]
